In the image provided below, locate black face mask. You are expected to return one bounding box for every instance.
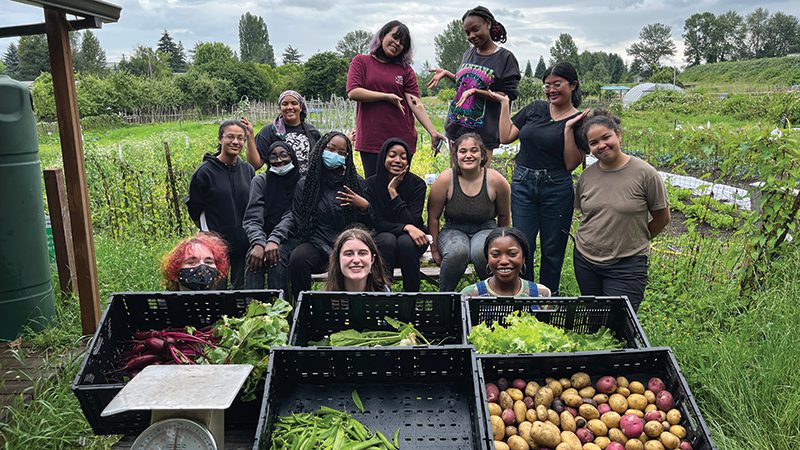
[177,264,220,290]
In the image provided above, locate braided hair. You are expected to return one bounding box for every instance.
[462,6,508,43]
[295,131,363,240]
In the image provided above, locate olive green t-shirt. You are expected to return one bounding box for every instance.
[574,156,668,264]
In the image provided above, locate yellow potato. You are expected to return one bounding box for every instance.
[488,402,502,416]
[616,387,631,397]
[548,380,564,396]
[609,394,628,414]
[625,438,644,450]
[562,387,579,398]
[548,409,560,426]
[508,388,524,402]
[507,435,530,450]
[571,372,591,389]
[561,410,577,432]
[536,404,549,422]
[624,409,644,418]
[627,393,648,411]
[531,421,562,448]
[494,441,511,450]
[587,418,608,436]
[644,390,656,404]
[643,440,665,450]
[644,420,664,438]
[518,421,532,442]
[584,443,602,450]
[560,378,572,389]
[506,425,518,437]
[629,381,645,394]
[535,387,554,408]
[564,393,584,408]
[608,428,628,444]
[600,411,621,429]
[525,381,541,398]
[525,408,537,423]
[594,436,611,448]
[593,394,609,404]
[579,386,597,398]
[500,391,514,410]
[579,403,600,420]
[616,376,630,388]
[560,430,583,450]
[666,409,682,426]
[660,431,680,449]
[514,400,528,423]
[669,425,686,439]
[491,415,505,440]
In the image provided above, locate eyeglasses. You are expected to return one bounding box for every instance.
[268,152,291,162]
[542,81,567,91]
[222,134,245,142]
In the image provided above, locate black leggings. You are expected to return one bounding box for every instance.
[359,151,379,179]
[374,232,427,292]
[288,242,328,300]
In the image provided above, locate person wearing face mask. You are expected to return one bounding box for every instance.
[162,233,230,291]
[264,132,371,301]
[248,90,321,174]
[242,141,302,290]
[324,227,391,292]
[185,119,255,289]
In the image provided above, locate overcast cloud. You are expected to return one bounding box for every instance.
[1,0,796,71]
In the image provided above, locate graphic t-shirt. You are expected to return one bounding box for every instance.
[444,47,520,149]
[255,122,321,174]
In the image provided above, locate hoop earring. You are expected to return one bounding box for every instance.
[521,263,527,275]
[485,264,492,275]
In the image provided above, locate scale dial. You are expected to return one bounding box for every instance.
[131,418,218,450]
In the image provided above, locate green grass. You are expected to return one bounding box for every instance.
[680,55,800,90]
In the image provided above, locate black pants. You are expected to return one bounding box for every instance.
[573,248,648,311]
[288,242,328,301]
[228,249,246,289]
[374,232,428,292]
[359,151,379,179]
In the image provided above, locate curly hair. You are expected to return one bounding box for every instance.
[325,227,390,292]
[295,131,363,241]
[462,6,508,44]
[450,132,489,174]
[161,232,229,290]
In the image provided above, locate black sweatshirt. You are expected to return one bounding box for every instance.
[185,153,255,255]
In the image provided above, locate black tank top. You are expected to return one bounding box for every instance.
[444,169,497,225]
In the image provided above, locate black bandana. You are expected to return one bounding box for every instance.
[177,264,220,290]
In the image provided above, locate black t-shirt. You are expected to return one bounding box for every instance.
[255,122,321,174]
[512,100,580,170]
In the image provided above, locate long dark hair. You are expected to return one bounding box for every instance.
[462,6,508,43]
[543,62,582,107]
[294,131,362,240]
[576,109,621,154]
[451,132,489,174]
[325,227,391,292]
[215,119,246,154]
[368,20,413,66]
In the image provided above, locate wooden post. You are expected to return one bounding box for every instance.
[43,168,77,297]
[164,142,183,236]
[44,8,101,335]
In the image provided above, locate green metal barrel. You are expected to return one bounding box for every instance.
[0,75,55,341]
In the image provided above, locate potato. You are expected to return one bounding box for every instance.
[594,436,611,448]
[548,409,561,426]
[506,425,518,437]
[660,432,680,449]
[557,444,573,450]
[536,404,549,421]
[643,440,665,450]
[514,400,528,423]
[494,441,511,450]
[627,394,648,411]
[609,394,628,414]
[561,430,583,450]
[507,435,530,450]
[644,404,658,414]
[587,418,609,436]
[488,402,502,416]
[608,428,628,444]
[525,381,541,398]
[644,390,656,404]
[644,420,664,438]
[629,381,645,395]
[571,372,592,389]
[518,421,532,442]
[669,425,686,439]
[564,393,584,408]
[535,387,554,408]
[616,376,630,388]
[584,444,603,450]
[625,439,644,450]
[548,380,565,396]
[490,415,505,440]
[560,377,573,389]
[594,393,610,404]
[531,421,563,448]
[562,387,579,398]
[624,409,644,418]
[616,387,631,397]
[508,388,524,402]
[561,410,577,432]
[525,408,537,423]
[579,386,597,398]
[579,403,601,420]
[500,391,514,410]
[600,411,621,429]
[666,409,681,426]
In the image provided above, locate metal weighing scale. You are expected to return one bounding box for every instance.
[101,364,253,450]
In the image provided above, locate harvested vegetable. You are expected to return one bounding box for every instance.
[310,316,429,347]
[116,328,219,379]
[468,311,624,354]
[269,406,398,450]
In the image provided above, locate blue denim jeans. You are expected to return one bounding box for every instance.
[437,220,497,292]
[510,165,574,295]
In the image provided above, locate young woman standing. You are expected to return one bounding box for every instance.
[428,6,520,160]
[347,20,444,178]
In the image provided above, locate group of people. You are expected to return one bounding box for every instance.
[175,6,670,310]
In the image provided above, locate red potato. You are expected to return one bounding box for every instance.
[486,383,500,402]
[598,403,612,415]
[607,442,625,450]
[576,427,595,444]
[647,377,666,395]
[513,378,528,390]
[501,408,516,425]
[619,414,644,438]
[679,441,693,450]
[645,410,663,422]
[596,375,618,394]
[656,390,674,412]
[497,377,509,391]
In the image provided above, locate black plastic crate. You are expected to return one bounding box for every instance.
[464,295,650,352]
[477,348,716,450]
[253,346,486,450]
[289,291,466,346]
[72,289,283,435]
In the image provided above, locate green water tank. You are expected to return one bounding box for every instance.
[0,75,55,341]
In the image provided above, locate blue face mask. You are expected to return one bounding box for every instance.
[269,162,295,176]
[322,150,346,169]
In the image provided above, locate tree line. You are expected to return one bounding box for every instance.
[2,7,798,120]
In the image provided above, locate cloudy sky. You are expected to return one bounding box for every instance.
[1,0,795,71]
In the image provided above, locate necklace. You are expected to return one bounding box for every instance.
[550,107,577,122]
[489,276,523,296]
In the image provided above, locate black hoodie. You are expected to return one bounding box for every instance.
[186,153,255,255]
[242,142,302,249]
[365,138,427,236]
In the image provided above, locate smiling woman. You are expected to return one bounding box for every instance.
[324,227,391,292]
